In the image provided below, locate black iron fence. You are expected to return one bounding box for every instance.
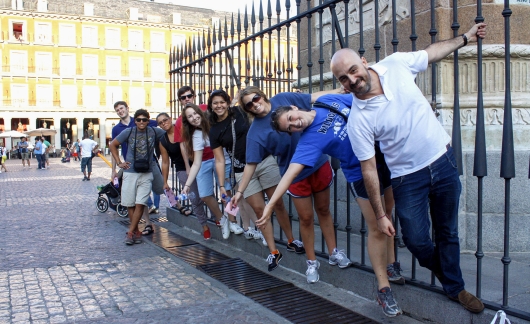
[169,0,527,320]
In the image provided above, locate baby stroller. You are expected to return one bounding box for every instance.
[96,170,128,217]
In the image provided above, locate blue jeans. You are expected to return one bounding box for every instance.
[391,146,465,297]
[36,154,45,169]
[147,193,160,209]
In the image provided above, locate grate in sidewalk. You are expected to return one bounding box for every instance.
[165,244,230,267]
[198,258,293,295]
[118,222,380,324]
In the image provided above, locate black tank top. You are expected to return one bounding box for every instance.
[160,132,187,172]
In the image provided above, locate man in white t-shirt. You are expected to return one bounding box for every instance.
[331,23,486,314]
[79,135,98,181]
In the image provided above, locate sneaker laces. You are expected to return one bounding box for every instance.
[291,239,303,247]
[333,249,346,260]
[392,262,403,276]
[306,261,318,275]
[380,288,398,306]
[266,253,276,264]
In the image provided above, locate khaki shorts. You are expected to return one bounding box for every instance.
[21,152,29,160]
[235,155,281,198]
[121,172,154,207]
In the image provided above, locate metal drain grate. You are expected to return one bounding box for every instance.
[199,258,293,295]
[117,220,379,324]
[149,217,168,222]
[165,244,230,267]
[144,226,196,248]
[250,286,378,324]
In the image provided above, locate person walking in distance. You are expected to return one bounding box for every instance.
[18,136,31,168]
[79,135,98,181]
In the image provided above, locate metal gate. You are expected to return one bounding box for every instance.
[169,0,527,320]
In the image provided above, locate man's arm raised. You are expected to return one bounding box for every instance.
[425,22,486,64]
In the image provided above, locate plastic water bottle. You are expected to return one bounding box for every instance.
[221,193,231,203]
[176,192,195,201]
[113,176,119,188]
[97,185,105,191]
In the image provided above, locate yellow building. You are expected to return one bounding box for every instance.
[0,1,206,150]
[0,0,297,151]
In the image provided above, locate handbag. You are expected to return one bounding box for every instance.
[133,127,151,173]
[490,310,511,324]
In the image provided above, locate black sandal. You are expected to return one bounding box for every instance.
[177,206,192,216]
[142,225,154,235]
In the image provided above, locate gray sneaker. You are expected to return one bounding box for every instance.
[329,248,352,268]
[387,261,405,285]
[124,232,134,245]
[377,287,403,317]
[306,260,320,284]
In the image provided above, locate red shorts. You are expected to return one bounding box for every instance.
[287,161,333,198]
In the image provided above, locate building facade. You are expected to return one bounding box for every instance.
[1,0,293,151]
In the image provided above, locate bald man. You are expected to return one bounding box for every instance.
[331,23,486,314]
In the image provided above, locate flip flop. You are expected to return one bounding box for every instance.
[177,206,192,216]
[141,225,154,235]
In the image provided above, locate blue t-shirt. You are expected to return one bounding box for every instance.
[34,142,43,155]
[291,93,362,183]
[111,117,158,158]
[19,141,28,153]
[246,92,327,183]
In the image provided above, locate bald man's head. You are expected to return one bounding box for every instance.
[330,48,372,97]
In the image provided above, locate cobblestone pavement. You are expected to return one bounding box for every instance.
[0,158,289,324]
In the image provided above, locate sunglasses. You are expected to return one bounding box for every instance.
[135,118,149,123]
[244,94,261,111]
[179,94,194,101]
[157,118,170,126]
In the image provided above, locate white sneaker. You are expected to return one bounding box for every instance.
[244,227,258,240]
[220,216,230,239]
[257,230,268,246]
[306,260,320,284]
[229,222,244,235]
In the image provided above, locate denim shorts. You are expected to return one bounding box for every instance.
[196,158,231,198]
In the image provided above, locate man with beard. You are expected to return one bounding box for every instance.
[330,22,486,314]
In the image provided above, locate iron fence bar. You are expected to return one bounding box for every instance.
[428,0,437,287]
[451,1,463,175]
[472,0,487,302]
[286,0,292,91]
[343,0,348,48]
[409,0,417,282]
[296,0,302,90]
[306,0,313,94]
[276,0,282,93]
[252,3,258,87]
[318,0,327,253]
[325,0,345,49]
[259,1,265,89]
[500,0,514,309]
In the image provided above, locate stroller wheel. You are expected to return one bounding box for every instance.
[117,204,129,218]
[96,197,109,213]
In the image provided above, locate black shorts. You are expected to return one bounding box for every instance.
[349,162,391,200]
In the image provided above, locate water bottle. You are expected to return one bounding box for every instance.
[97,185,105,191]
[221,193,231,203]
[176,192,195,201]
[113,176,119,188]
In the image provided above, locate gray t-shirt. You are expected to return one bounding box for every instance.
[115,126,165,173]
